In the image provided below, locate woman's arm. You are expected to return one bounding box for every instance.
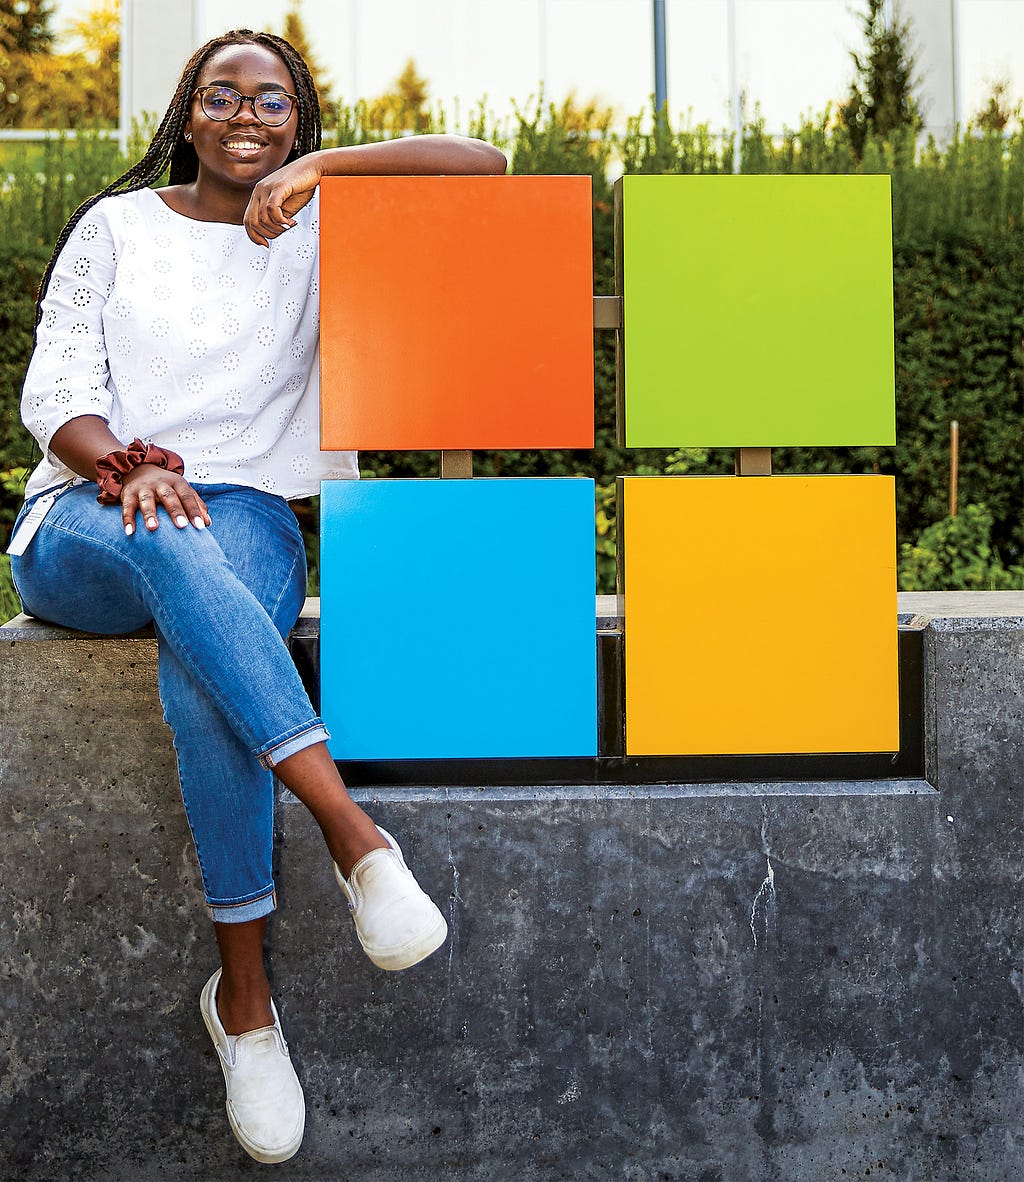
[50,416,211,534]
[316,134,507,177]
[50,415,130,479]
[244,134,507,247]
[25,204,207,534]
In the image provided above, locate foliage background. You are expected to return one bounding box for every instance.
[0,0,1021,607]
[1,0,119,128]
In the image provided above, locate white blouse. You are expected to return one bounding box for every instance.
[21,185,358,500]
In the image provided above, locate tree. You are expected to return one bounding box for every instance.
[66,0,117,73]
[839,0,921,157]
[363,59,430,133]
[282,0,334,126]
[0,0,54,54]
[0,0,117,127]
[394,59,428,113]
[972,79,1022,134]
[0,0,56,125]
[60,0,119,123]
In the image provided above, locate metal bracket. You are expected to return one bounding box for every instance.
[440,450,473,479]
[593,295,622,329]
[734,448,773,476]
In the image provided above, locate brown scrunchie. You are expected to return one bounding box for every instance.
[95,438,186,505]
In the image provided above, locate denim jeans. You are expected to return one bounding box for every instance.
[9,482,330,923]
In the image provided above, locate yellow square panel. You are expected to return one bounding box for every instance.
[619,476,898,755]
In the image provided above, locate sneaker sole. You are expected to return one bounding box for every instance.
[360,908,449,971]
[199,976,305,1165]
[224,1099,304,1165]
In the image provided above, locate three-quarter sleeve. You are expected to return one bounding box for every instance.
[20,185,356,502]
[21,206,117,456]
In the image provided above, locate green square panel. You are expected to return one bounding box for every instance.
[615,175,896,447]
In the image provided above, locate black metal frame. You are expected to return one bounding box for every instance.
[289,622,925,788]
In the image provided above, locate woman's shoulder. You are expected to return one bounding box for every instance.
[89,187,155,218]
[71,188,158,239]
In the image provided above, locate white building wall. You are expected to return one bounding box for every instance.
[120,0,201,144]
[902,0,960,140]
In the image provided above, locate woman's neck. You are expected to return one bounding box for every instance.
[158,179,253,225]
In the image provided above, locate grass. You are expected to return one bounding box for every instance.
[0,556,22,623]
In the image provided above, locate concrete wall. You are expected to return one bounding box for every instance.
[0,593,1021,1181]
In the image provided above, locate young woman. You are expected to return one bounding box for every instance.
[8,28,506,1164]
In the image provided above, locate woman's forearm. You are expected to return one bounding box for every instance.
[312,135,507,178]
[50,416,125,481]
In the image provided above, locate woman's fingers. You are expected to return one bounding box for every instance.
[261,185,297,230]
[243,163,319,245]
[121,483,141,536]
[244,184,294,245]
[153,480,190,530]
[133,485,161,532]
[175,479,212,529]
[119,467,211,534]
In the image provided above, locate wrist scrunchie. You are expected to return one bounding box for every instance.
[94,438,186,506]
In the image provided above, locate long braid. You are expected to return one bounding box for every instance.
[34,29,322,326]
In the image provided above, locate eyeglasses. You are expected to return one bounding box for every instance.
[191,85,297,127]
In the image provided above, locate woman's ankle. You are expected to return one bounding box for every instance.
[216,970,274,1035]
[329,816,389,878]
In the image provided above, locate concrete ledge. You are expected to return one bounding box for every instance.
[0,594,1021,1180]
[895,589,1024,623]
[7,589,1020,639]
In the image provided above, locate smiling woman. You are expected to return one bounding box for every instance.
[7,25,505,1168]
[163,42,304,222]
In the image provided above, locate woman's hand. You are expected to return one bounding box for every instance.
[244,156,325,247]
[49,416,212,537]
[120,464,211,536]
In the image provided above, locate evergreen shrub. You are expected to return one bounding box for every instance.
[0,111,1021,611]
[898,503,1024,590]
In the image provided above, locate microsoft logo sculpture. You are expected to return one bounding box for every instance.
[318,174,898,761]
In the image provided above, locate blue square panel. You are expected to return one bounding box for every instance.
[320,479,598,759]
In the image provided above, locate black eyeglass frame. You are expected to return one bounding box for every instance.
[190,85,299,127]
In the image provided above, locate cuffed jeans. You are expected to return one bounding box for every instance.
[9,482,329,923]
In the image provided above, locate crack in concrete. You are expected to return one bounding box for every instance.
[445,810,461,978]
[750,801,777,950]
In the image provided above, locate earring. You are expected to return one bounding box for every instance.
[184,132,193,142]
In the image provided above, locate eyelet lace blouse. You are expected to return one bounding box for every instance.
[21,185,358,500]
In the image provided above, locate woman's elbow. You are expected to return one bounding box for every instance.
[447,135,506,174]
[478,141,508,174]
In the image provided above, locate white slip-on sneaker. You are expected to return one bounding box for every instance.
[334,827,448,971]
[199,968,305,1164]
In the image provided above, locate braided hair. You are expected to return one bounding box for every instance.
[35,29,322,321]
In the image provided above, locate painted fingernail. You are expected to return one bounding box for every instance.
[175,515,188,527]
[193,517,206,529]
[124,522,134,536]
[147,516,157,529]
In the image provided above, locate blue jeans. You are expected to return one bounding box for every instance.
[9,483,330,923]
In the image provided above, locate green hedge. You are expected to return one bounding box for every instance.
[1,110,1021,605]
[898,503,1024,591]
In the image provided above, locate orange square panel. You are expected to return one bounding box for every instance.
[619,475,899,755]
[319,175,594,450]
